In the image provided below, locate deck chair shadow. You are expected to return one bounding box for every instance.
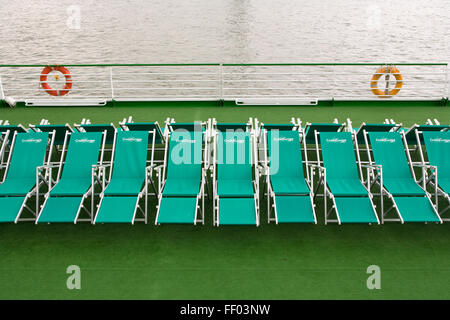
[213,131,260,226]
[365,131,442,223]
[93,130,151,224]
[313,131,379,224]
[154,130,207,224]
[262,128,316,223]
[36,131,106,223]
[0,131,53,223]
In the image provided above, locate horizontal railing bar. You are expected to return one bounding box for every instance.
[0,63,447,68]
[223,72,447,76]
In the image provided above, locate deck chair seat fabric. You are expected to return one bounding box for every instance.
[95,131,149,223]
[37,197,82,223]
[216,131,257,225]
[270,176,309,195]
[162,179,200,196]
[334,197,379,223]
[368,131,427,197]
[157,198,198,223]
[219,198,256,225]
[326,178,368,196]
[382,178,425,196]
[49,178,93,196]
[275,196,315,223]
[103,178,144,196]
[368,132,441,222]
[320,132,368,197]
[123,122,164,144]
[320,132,378,224]
[393,197,441,222]
[438,179,450,194]
[49,132,103,196]
[0,197,26,222]
[267,130,309,195]
[0,132,49,195]
[0,178,36,195]
[218,179,254,197]
[95,197,138,223]
[355,123,397,144]
[157,131,203,224]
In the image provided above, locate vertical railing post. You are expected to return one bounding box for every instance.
[0,76,4,100]
[446,63,449,99]
[219,63,223,101]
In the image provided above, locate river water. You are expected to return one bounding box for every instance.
[1,0,449,64]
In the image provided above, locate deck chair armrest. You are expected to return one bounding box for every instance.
[411,163,438,186]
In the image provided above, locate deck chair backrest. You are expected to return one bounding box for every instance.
[34,124,71,145]
[320,132,359,180]
[60,132,103,180]
[167,131,203,180]
[422,131,450,178]
[267,130,304,178]
[6,132,49,180]
[368,132,411,179]
[218,131,252,181]
[79,124,116,144]
[111,131,149,180]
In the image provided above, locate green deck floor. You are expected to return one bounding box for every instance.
[0,105,449,299]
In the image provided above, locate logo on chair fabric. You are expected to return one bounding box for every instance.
[429,138,450,143]
[122,137,143,142]
[375,138,395,143]
[21,138,42,143]
[224,139,245,144]
[274,137,294,142]
[75,139,95,143]
[326,138,346,143]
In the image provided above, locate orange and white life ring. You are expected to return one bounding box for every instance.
[40,66,72,96]
[370,66,402,98]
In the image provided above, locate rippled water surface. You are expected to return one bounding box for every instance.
[0,0,449,64]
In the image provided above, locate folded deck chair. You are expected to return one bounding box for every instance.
[94,130,150,224]
[0,131,52,223]
[155,130,206,224]
[213,131,260,226]
[263,129,316,223]
[314,132,379,224]
[366,132,442,223]
[36,131,105,223]
[75,121,118,145]
[418,131,450,219]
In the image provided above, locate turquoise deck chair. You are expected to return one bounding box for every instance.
[214,131,259,226]
[0,124,28,135]
[421,131,450,218]
[368,132,441,223]
[0,132,50,223]
[94,130,149,224]
[36,131,104,223]
[155,131,205,224]
[318,132,379,224]
[265,130,316,223]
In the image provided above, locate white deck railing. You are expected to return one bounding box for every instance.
[0,63,448,105]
